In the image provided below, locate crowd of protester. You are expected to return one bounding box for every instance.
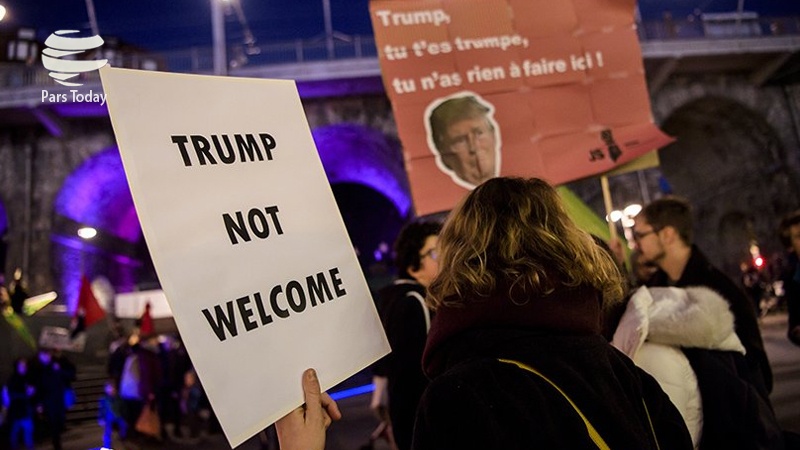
[2,177,800,450]
[0,348,75,450]
[102,326,219,448]
[0,313,222,449]
[278,177,800,450]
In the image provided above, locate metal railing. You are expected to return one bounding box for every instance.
[637,15,800,41]
[3,16,799,92]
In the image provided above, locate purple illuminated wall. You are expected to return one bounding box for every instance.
[0,201,6,235]
[312,124,412,218]
[51,125,412,312]
[53,146,141,312]
[54,147,140,243]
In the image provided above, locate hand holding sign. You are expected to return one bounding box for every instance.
[275,368,340,450]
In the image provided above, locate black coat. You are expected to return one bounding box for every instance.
[647,246,773,396]
[682,348,784,449]
[781,252,800,346]
[413,328,692,450]
[372,280,430,450]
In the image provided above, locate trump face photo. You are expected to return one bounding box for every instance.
[426,93,501,189]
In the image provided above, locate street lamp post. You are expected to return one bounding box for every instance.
[212,0,227,75]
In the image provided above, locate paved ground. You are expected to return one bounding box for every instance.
[23,312,800,450]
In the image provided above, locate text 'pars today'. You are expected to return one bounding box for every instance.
[202,267,347,342]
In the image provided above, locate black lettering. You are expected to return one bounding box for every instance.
[212,134,236,164]
[248,208,270,239]
[265,206,283,235]
[202,302,238,342]
[236,134,264,162]
[270,285,290,318]
[286,280,307,313]
[236,296,257,332]
[307,272,333,307]
[589,149,605,162]
[330,268,346,297]
[223,211,251,245]
[191,135,217,165]
[260,133,276,160]
[171,135,192,166]
[253,292,273,326]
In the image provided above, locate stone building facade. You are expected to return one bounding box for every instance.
[1,74,799,305]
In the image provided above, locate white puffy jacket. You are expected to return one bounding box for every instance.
[612,286,746,449]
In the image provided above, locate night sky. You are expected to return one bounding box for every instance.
[3,0,799,52]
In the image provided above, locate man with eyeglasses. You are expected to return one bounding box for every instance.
[370,221,441,450]
[633,196,773,401]
[428,94,500,188]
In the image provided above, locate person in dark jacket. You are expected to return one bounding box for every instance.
[370,221,440,450]
[31,349,70,450]
[275,177,692,450]
[633,196,773,397]
[3,358,35,449]
[633,197,785,449]
[98,380,127,448]
[779,210,800,346]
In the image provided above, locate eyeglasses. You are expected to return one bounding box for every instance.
[632,228,660,242]
[420,248,439,261]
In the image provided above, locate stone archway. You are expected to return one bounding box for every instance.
[312,124,413,284]
[659,96,798,280]
[52,146,146,312]
[49,125,415,308]
[312,124,412,218]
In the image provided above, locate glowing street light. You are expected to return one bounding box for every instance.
[77,227,97,239]
[605,203,642,247]
[0,5,7,22]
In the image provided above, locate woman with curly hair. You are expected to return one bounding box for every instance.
[276,177,692,450]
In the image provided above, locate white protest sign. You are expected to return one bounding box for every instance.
[115,289,172,319]
[99,67,390,448]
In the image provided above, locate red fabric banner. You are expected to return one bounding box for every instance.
[76,275,106,328]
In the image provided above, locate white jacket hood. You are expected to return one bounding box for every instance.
[612,285,746,360]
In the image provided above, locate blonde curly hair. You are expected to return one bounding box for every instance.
[427,177,624,310]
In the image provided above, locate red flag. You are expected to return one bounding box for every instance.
[76,275,106,328]
[139,302,153,336]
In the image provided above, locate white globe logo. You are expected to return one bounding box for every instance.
[42,30,108,87]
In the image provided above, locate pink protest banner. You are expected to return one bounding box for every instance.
[370,0,672,215]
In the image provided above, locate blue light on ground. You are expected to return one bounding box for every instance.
[330,383,375,401]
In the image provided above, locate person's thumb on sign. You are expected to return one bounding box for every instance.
[276,368,341,450]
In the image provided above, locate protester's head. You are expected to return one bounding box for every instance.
[37,348,52,365]
[14,357,27,376]
[184,369,198,387]
[779,209,800,254]
[636,196,693,245]
[428,94,500,187]
[427,177,624,310]
[394,221,442,287]
[0,284,9,308]
[104,380,117,397]
[633,196,692,265]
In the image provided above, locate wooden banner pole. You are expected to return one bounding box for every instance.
[600,175,617,241]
